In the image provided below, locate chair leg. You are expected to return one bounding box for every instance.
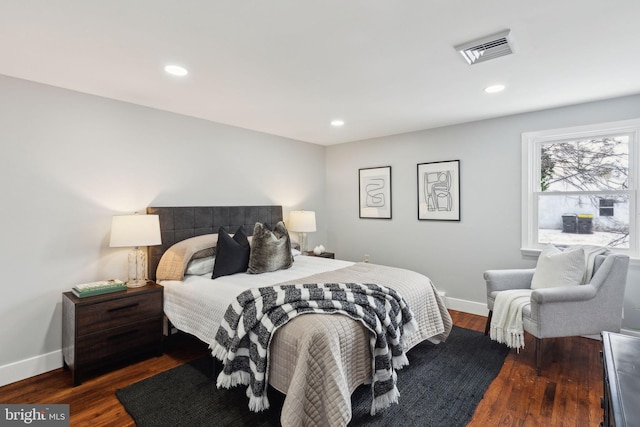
[535,337,542,376]
[484,310,492,336]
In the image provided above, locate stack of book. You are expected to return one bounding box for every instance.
[72,279,127,298]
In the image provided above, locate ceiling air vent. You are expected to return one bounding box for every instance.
[455,30,514,65]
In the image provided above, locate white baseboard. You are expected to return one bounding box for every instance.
[445,296,488,316]
[0,350,62,387]
[1,297,636,387]
[0,295,489,387]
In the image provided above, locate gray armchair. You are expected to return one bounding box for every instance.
[484,253,629,375]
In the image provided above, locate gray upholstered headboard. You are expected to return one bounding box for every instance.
[146,205,283,281]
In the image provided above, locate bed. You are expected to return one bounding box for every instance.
[147,205,452,426]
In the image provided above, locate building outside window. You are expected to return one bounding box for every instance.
[521,119,639,256]
[599,198,615,217]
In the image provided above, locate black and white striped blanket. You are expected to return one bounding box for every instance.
[211,282,417,415]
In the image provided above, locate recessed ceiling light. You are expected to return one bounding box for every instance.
[164,65,188,77]
[331,119,345,127]
[484,84,505,93]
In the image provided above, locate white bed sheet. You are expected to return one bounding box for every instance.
[161,255,354,347]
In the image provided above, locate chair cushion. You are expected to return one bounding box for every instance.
[531,245,586,289]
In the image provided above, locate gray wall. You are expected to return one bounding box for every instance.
[0,75,326,385]
[1,71,638,386]
[326,94,640,328]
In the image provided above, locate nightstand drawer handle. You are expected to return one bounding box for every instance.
[108,330,139,340]
[108,303,139,312]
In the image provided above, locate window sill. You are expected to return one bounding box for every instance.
[520,247,640,267]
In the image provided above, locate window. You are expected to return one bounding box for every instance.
[522,119,639,256]
[599,199,615,217]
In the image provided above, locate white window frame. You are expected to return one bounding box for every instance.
[521,118,640,258]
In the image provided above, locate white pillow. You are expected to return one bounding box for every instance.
[530,245,586,289]
[185,256,215,276]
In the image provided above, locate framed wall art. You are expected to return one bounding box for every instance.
[359,166,392,219]
[417,160,460,221]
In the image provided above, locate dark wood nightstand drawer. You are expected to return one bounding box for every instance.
[77,292,162,335]
[77,319,161,364]
[62,283,164,385]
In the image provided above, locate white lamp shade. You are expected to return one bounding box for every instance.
[288,210,316,232]
[109,214,162,247]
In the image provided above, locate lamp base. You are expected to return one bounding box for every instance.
[127,247,149,288]
[126,279,148,288]
[299,232,308,253]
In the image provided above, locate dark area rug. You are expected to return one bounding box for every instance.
[117,326,508,426]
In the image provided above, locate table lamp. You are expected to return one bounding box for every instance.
[109,214,162,288]
[288,210,316,252]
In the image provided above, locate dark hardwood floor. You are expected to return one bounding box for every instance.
[0,310,603,426]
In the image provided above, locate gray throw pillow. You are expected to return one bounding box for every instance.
[247,221,293,274]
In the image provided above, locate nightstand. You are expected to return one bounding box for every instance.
[302,251,335,259]
[62,282,163,386]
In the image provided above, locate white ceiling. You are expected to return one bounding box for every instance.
[2,1,640,145]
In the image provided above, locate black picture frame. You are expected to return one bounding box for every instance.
[417,160,460,221]
[359,166,392,219]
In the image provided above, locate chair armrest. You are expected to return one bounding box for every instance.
[484,269,535,292]
[531,284,597,304]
